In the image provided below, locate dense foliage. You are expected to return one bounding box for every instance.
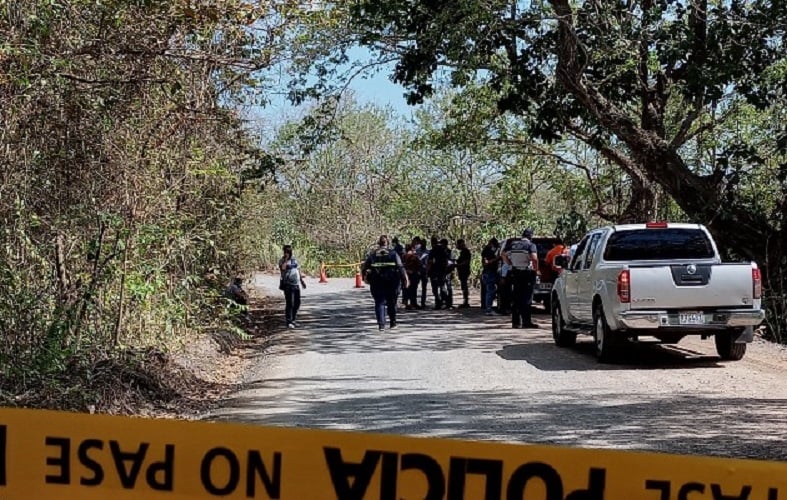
[3,0,787,405]
[0,0,316,389]
[291,0,787,339]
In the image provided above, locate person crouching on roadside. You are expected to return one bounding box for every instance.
[224,276,249,317]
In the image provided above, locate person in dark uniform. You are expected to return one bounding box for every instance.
[426,237,451,309]
[440,238,455,308]
[416,236,429,308]
[455,239,472,308]
[391,237,405,260]
[362,235,409,331]
[501,228,540,328]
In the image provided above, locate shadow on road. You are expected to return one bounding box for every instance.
[251,285,725,370]
[496,341,723,370]
[217,380,787,460]
[220,277,784,460]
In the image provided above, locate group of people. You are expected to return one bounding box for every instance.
[361,234,473,331]
[361,230,546,332]
[479,229,541,329]
[226,229,559,333]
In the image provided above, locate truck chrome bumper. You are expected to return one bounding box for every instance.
[618,310,765,329]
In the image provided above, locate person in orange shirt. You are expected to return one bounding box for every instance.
[544,239,567,283]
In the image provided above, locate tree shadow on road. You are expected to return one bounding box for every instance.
[215,382,787,461]
[247,285,729,372]
[221,277,779,460]
[242,286,545,356]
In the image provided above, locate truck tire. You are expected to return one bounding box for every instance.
[715,331,747,361]
[552,300,576,347]
[593,304,621,363]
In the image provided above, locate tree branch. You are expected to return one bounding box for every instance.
[55,73,168,85]
[671,103,737,150]
[494,137,616,221]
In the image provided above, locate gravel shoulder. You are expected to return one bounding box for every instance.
[211,273,787,461]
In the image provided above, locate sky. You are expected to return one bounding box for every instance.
[249,46,421,138]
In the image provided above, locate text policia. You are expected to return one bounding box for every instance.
[1,409,786,499]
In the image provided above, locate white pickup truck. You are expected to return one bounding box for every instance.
[550,223,765,362]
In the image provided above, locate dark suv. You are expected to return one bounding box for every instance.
[497,237,562,312]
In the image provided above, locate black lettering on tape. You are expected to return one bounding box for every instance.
[646,480,671,500]
[110,441,149,489]
[78,439,104,486]
[379,452,398,500]
[201,447,240,496]
[678,482,705,500]
[506,462,562,500]
[324,447,381,500]
[565,468,606,500]
[246,451,281,499]
[0,425,6,486]
[45,437,71,485]
[401,453,445,500]
[146,445,175,492]
[447,457,503,500]
[711,484,752,500]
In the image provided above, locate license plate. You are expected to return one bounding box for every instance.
[537,283,553,291]
[679,311,704,325]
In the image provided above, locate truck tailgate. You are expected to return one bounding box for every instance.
[629,264,754,309]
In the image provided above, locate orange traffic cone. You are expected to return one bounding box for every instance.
[355,267,364,288]
[319,264,328,284]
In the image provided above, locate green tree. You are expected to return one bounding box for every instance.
[340,0,787,337]
[0,0,326,386]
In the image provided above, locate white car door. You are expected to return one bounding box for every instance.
[564,235,590,322]
[575,232,603,322]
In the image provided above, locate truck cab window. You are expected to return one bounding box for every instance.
[603,229,714,261]
[570,236,590,271]
[583,233,602,269]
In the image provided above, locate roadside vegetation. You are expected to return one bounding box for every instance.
[1,0,785,412]
[0,0,324,411]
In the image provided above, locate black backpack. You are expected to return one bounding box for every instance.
[369,249,400,284]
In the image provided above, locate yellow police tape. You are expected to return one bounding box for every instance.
[0,407,785,499]
[322,262,363,269]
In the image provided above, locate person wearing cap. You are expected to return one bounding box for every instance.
[501,228,540,328]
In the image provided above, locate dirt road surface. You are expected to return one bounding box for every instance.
[213,274,787,460]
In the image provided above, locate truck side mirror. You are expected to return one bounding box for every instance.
[554,255,569,268]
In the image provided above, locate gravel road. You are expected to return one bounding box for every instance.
[212,274,787,461]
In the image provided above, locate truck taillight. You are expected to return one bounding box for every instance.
[617,270,630,303]
[752,268,762,300]
[645,221,668,229]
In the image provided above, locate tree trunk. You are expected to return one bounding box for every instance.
[618,175,655,224]
[550,0,785,337]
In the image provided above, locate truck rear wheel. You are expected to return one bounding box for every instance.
[552,300,576,347]
[594,305,621,363]
[715,331,747,361]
